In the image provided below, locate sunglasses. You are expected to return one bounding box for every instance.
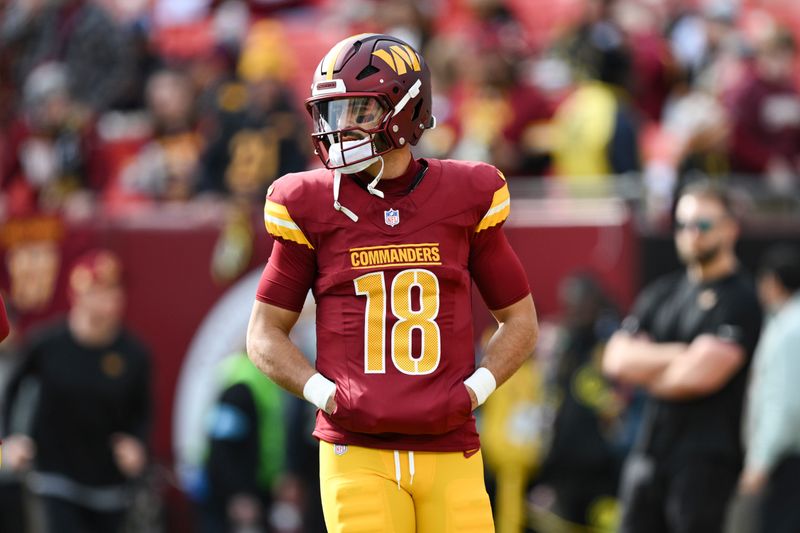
[674,219,719,233]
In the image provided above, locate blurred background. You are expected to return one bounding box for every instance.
[1,0,800,531]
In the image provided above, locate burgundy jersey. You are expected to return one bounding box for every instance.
[262,158,529,451]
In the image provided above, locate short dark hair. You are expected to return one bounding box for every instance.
[677,180,736,218]
[758,245,800,293]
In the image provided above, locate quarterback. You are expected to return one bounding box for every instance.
[246,33,538,532]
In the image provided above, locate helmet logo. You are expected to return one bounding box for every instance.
[384,208,400,227]
[372,45,421,75]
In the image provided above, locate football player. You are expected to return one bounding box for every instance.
[247,33,538,533]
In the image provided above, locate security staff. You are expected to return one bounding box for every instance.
[603,182,762,533]
[2,250,151,533]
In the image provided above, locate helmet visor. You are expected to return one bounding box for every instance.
[309,96,388,137]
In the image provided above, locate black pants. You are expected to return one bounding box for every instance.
[550,475,619,526]
[618,453,739,533]
[760,455,800,533]
[0,483,26,533]
[42,496,125,533]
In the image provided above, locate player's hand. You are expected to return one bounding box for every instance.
[3,434,36,471]
[465,385,479,411]
[111,433,147,478]
[324,390,337,415]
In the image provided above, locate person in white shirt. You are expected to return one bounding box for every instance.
[740,244,800,533]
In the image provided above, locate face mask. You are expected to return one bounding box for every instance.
[328,139,379,174]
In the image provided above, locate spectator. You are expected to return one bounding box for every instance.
[550,7,640,183]
[659,86,731,186]
[739,245,800,533]
[281,297,325,533]
[480,323,544,533]
[120,69,204,202]
[613,0,677,123]
[668,1,744,95]
[535,273,629,531]
[1,0,135,114]
[0,294,26,533]
[97,0,163,112]
[197,21,309,203]
[2,249,151,533]
[728,27,800,192]
[603,181,762,533]
[656,1,747,185]
[281,396,324,533]
[0,215,64,333]
[1,62,107,216]
[195,352,286,533]
[446,42,554,177]
[371,0,433,51]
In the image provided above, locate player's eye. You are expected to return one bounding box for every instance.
[355,113,375,124]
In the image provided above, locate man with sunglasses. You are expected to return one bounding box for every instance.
[603,182,762,533]
[246,34,538,532]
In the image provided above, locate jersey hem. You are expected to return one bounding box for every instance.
[312,429,481,452]
[254,294,304,313]
[487,288,531,312]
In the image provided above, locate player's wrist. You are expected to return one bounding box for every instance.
[464,367,496,407]
[303,373,336,413]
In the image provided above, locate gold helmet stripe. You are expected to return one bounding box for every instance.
[324,33,376,80]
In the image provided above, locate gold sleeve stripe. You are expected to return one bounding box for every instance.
[263,201,313,249]
[264,200,294,221]
[497,170,506,181]
[475,184,511,233]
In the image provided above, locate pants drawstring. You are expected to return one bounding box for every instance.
[393,450,415,488]
[394,450,402,489]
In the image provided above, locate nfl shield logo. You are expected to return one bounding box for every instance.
[384,209,400,227]
[334,444,348,456]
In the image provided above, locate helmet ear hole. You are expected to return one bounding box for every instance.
[392,87,400,94]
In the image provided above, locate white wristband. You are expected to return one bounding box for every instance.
[303,373,336,412]
[464,367,497,406]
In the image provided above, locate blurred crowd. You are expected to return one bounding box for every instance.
[1,0,800,223]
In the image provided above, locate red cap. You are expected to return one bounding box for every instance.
[68,250,123,298]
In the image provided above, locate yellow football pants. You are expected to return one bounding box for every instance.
[320,441,495,533]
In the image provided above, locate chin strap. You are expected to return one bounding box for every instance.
[333,169,358,222]
[332,156,385,222]
[366,157,385,198]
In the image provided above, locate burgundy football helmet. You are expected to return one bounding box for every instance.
[305,34,435,172]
